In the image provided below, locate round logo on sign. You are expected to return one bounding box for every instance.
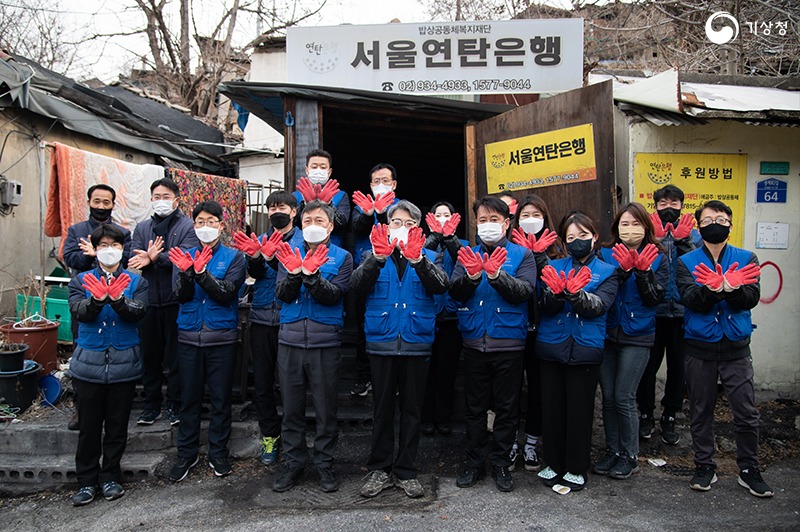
[490,153,506,169]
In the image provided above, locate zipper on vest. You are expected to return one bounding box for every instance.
[104,349,110,383]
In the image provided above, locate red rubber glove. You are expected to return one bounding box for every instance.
[540,265,566,294]
[692,263,725,291]
[193,246,213,274]
[370,223,395,259]
[457,247,484,278]
[672,213,696,240]
[352,191,375,214]
[511,227,536,251]
[317,179,340,203]
[399,226,425,262]
[650,211,668,239]
[482,246,509,279]
[723,262,761,291]
[611,243,637,272]
[533,229,558,253]
[233,231,262,257]
[302,244,329,275]
[259,230,283,259]
[296,177,317,203]
[507,198,518,216]
[373,191,395,214]
[82,273,109,301]
[107,273,131,300]
[442,213,461,236]
[566,266,593,293]
[425,212,443,234]
[275,242,303,274]
[168,247,194,272]
[635,244,659,271]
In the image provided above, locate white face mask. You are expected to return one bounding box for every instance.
[389,226,409,245]
[303,224,329,244]
[96,247,123,267]
[152,199,176,217]
[307,168,329,186]
[477,222,505,245]
[519,217,545,236]
[371,183,392,197]
[195,226,219,244]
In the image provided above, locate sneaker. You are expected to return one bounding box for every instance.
[492,465,514,492]
[350,381,372,396]
[456,467,485,488]
[71,486,97,507]
[273,465,304,492]
[396,477,425,498]
[209,456,232,477]
[137,409,162,425]
[508,441,519,471]
[689,465,717,491]
[168,455,199,482]
[68,411,80,431]
[437,423,452,435]
[738,468,774,498]
[592,451,619,476]
[660,416,680,445]
[523,445,541,471]
[317,466,339,493]
[610,453,639,480]
[561,472,586,491]
[100,481,124,501]
[420,423,435,435]
[538,466,560,488]
[167,406,180,426]
[360,470,394,498]
[639,414,654,440]
[259,435,281,466]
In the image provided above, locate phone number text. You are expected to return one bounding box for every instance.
[397,79,532,92]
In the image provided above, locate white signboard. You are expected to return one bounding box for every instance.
[756,222,789,249]
[287,20,584,95]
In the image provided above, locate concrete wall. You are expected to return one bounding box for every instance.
[622,118,800,395]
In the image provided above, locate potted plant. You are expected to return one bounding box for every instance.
[0,331,29,373]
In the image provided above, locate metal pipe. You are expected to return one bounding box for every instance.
[38,141,47,316]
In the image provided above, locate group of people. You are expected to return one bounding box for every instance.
[62,149,774,507]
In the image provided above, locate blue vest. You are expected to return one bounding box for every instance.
[678,245,755,342]
[352,197,400,265]
[251,228,305,311]
[278,243,348,327]
[537,255,616,349]
[364,249,439,345]
[293,190,346,248]
[77,269,141,350]
[177,245,240,332]
[455,242,529,341]
[599,247,663,337]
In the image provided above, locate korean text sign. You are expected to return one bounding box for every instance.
[286,19,583,95]
[633,153,747,247]
[484,123,597,194]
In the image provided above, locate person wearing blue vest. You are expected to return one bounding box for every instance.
[420,201,466,437]
[676,200,772,498]
[594,203,667,480]
[451,196,537,493]
[269,200,353,494]
[67,224,148,506]
[166,200,246,483]
[637,184,698,445]
[349,163,401,397]
[351,200,449,499]
[128,178,199,427]
[292,149,351,249]
[535,211,618,492]
[232,191,305,467]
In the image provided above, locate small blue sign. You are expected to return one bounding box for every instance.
[756,178,787,203]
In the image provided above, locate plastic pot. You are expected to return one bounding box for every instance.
[0,343,29,372]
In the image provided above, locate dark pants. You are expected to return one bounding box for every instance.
[422,319,461,426]
[637,317,686,418]
[74,378,136,487]
[176,342,236,461]
[250,323,281,438]
[540,360,600,476]
[685,355,760,470]
[278,344,341,468]
[462,348,523,469]
[355,295,370,383]
[367,354,429,480]
[523,332,542,437]
[139,305,180,411]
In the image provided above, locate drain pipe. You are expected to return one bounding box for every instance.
[38,141,47,316]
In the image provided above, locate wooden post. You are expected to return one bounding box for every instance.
[464,122,478,245]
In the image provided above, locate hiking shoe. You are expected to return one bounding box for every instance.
[738,468,774,498]
[610,453,639,480]
[167,406,180,426]
[137,409,162,425]
[523,445,541,471]
[456,467,485,488]
[508,441,519,471]
[689,465,717,491]
[209,456,232,477]
[397,477,425,498]
[492,465,514,492]
[360,470,393,497]
[421,423,435,435]
[592,451,619,476]
[68,411,80,431]
[259,435,281,466]
[639,414,654,440]
[660,415,680,445]
[561,472,586,491]
[538,466,560,488]
[317,466,339,493]
[168,455,199,482]
[72,486,97,506]
[350,381,372,396]
[100,481,124,501]
[273,465,304,492]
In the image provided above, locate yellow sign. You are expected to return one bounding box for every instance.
[633,153,747,247]
[484,123,597,194]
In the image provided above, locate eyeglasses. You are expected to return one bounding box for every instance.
[389,218,417,228]
[370,178,394,186]
[698,216,731,227]
[194,219,221,227]
[96,242,123,250]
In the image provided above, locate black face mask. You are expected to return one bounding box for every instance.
[269,212,291,230]
[90,207,112,222]
[699,223,730,244]
[567,237,594,259]
[657,207,681,225]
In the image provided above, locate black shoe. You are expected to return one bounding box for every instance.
[456,466,485,488]
[738,468,774,498]
[137,409,161,425]
[437,423,452,435]
[100,481,124,501]
[561,472,586,491]
[71,486,97,506]
[273,465,304,492]
[592,451,619,476]
[350,381,372,396]
[660,415,680,445]
[609,453,639,480]
[689,465,717,491]
[209,456,232,477]
[420,423,435,435]
[167,406,180,426]
[168,455,199,482]
[68,412,80,431]
[639,414,654,440]
[492,465,514,492]
[317,466,339,493]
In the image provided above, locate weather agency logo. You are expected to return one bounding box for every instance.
[705,11,740,44]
